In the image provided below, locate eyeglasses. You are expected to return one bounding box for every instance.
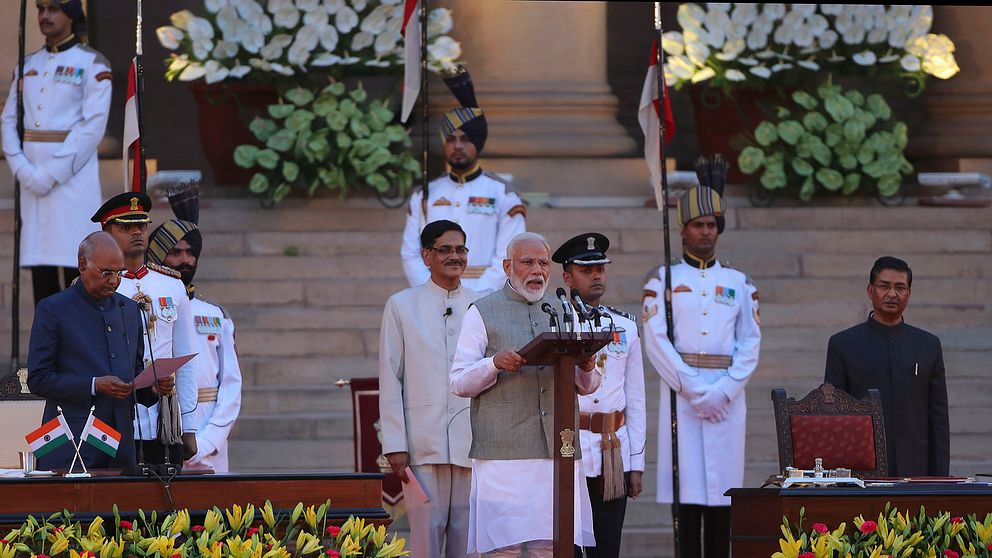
[95,266,127,280]
[429,245,469,256]
[872,282,909,295]
[513,258,551,270]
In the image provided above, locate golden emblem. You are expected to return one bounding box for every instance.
[129,197,139,211]
[560,428,576,458]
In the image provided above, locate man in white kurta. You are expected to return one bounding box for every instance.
[93,192,198,467]
[1,0,109,304]
[451,232,599,557]
[400,67,526,295]
[380,220,481,558]
[642,182,760,558]
[553,233,647,558]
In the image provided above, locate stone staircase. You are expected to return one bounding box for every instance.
[1,196,990,557]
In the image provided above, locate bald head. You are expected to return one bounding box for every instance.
[78,232,125,300]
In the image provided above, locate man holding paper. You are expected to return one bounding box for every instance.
[27,232,168,470]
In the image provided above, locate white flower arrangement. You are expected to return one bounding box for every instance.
[158,0,462,84]
[662,4,959,92]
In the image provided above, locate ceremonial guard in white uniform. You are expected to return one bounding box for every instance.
[641,160,761,558]
[1,0,109,304]
[380,220,481,558]
[553,233,647,558]
[93,193,198,467]
[401,68,526,295]
[148,181,242,473]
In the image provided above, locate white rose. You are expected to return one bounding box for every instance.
[834,11,852,34]
[352,0,368,12]
[691,67,716,83]
[170,10,195,31]
[752,13,774,34]
[773,24,793,46]
[755,49,776,59]
[819,29,838,49]
[269,62,295,75]
[156,26,184,50]
[238,23,266,53]
[273,5,300,28]
[167,54,190,73]
[304,10,328,30]
[229,65,251,78]
[267,0,289,15]
[287,44,310,66]
[204,60,230,84]
[235,0,266,23]
[867,26,888,45]
[188,17,215,43]
[749,65,772,78]
[663,66,677,87]
[255,13,273,35]
[677,4,707,34]
[746,28,768,50]
[819,4,844,16]
[888,26,908,49]
[320,26,339,51]
[260,41,284,60]
[807,14,828,36]
[427,7,454,37]
[335,6,359,33]
[662,31,685,57]
[706,3,730,11]
[374,30,400,56]
[731,3,758,26]
[703,9,727,48]
[249,57,272,71]
[295,24,320,50]
[852,50,877,66]
[842,25,866,45]
[178,61,207,81]
[216,6,242,36]
[362,4,392,35]
[667,55,695,79]
[738,56,759,66]
[715,38,744,61]
[192,39,214,60]
[270,33,294,48]
[685,39,711,67]
[351,31,375,51]
[725,68,746,81]
[792,4,816,17]
[793,24,814,48]
[311,53,341,66]
[296,0,320,10]
[205,0,229,13]
[427,36,461,67]
[323,0,345,14]
[383,11,404,36]
[762,3,786,20]
[213,40,240,59]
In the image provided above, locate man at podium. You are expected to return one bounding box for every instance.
[451,232,599,557]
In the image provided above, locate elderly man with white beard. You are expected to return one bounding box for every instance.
[451,232,600,557]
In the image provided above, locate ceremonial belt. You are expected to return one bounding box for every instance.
[579,410,625,434]
[680,352,733,369]
[23,130,69,142]
[197,387,219,403]
[462,265,486,279]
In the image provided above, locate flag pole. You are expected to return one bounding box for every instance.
[418,0,429,218]
[655,4,681,557]
[10,0,26,373]
[134,0,147,193]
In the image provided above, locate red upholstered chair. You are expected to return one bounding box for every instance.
[771,383,888,478]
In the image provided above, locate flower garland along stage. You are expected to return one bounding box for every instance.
[775,504,992,558]
[0,501,408,558]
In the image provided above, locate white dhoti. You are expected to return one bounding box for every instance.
[405,464,474,558]
[467,458,595,555]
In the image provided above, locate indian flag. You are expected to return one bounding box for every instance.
[82,415,121,458]
[25,416,72,459]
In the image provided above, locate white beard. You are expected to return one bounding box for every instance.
[510,274,547,303]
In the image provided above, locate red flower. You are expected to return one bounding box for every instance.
[0,540,7,545]
[860,520,878,534]
[799,553,815,558]
[812,522,829,534]
[943,550,959,558]
[37,555,50,558]
[325,551,339,558]
[246,528,259,537]
[987,543,992,551]
[951,516,963,524]
[191,526,205,533]
[119,521,133,530]
[52,527,63,533]
[326,526,341,537]
[170,554,180,558]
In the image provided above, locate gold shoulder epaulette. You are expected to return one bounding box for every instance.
[147,262,182,280]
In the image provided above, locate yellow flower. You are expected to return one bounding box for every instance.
[87,517,105,539]
[261,502,275,530]
[169,511,190,537]
[369,526,387,548]
[262,546,290,558]
[303,506,318,531]
[80,536,104,553]
[373,534,409,558]
[337,535,362,558]
[49,533,70,555]
[294,532,322,555]
[226,505,247,532]
[99,538,124,558]
[0,542,14,558]
[204,510,223,534]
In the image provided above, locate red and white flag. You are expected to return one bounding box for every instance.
[123,57,143,192]
[400,0,420,123]
[638,40,676,209]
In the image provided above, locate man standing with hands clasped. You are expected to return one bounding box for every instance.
[380,220,481,557]
[553,232,646,558]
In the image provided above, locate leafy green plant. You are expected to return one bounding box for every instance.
[738,79,913,202]
[234,81,420,205]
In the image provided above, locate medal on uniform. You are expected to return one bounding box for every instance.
[467,196,496,214]
[195,315,223,336]
[132,288,156,339]
[715,285,737,306]
[605,327,628,356]
[158,297,178,323]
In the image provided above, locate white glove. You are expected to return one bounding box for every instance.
[690,384,730,419]
[187,435,216,465]
[19,166,56,197]
[705,405,730,423]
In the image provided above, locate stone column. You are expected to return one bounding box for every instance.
[910,6,992,168]
[436,0,636,157]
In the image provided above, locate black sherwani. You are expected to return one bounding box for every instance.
[824,316,950,477]
[27,280,156,470]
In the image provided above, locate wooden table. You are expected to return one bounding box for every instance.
[0,471,388,525]
[730,484,992,557]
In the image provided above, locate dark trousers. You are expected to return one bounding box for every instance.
[674,504,730,558]
[575,472,630,558]
[31,266,79,306]
[135,440,185,468]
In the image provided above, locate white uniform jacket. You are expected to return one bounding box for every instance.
[116,264,198,438]
[401,168,527,295]
[183,296,242,473]
[1,40,109,267]
[378,280,481,468]
[579,307,647,477]
[642,259,761,506]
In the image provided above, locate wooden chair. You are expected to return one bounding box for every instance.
[771,383,888,479]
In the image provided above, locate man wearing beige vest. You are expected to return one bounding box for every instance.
[380,220,482,558]
[451,232,600,557]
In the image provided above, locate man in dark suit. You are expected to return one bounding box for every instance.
[824,256,950,477]
[27,232,171,470]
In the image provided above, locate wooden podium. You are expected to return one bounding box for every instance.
[517,331,611,557]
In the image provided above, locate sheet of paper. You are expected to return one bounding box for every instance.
[403,466,431,503]
[133,354,197,389]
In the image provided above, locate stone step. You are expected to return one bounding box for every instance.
[239,356,378,386]
[231,411,353,440]
[241,384,356,413]
[228,439,355,472]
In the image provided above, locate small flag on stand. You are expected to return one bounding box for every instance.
[25,416,72,459]
[638,39,677,208]
[82,414,121,457]
[400,0,421,123]
[123,57,143,192]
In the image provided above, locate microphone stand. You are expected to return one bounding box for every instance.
[138,304,178,480]
[121,302,148,476]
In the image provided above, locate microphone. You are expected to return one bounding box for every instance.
[555,287,577,335]
[121,301,147,476]
[138,305,177,478]
[540,302,560,333]
[570,288,592,323]
[443,307,453,317]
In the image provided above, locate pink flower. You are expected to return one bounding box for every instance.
[326,526,341,537]
[860,520,877,534]
[951,516,963,524]
[943,550,959,558]
[246,527,259,537]
[325,551,340,558]
[812,522,829,534]
[799,553,815,558]
[119,521,133,530]
[191,525,205,533]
